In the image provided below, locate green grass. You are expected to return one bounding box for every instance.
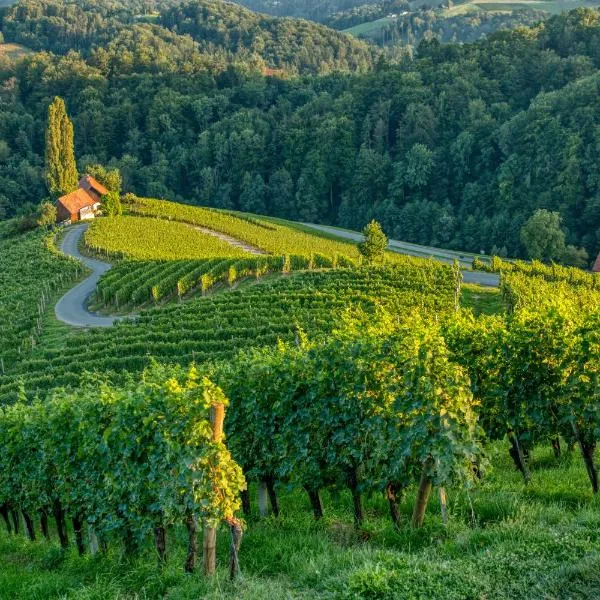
[343,16,396,36]
[460,283,503,315]
[471,0,600,13]
[1,442,599,599]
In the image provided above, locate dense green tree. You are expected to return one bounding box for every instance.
[85,164,122,195]
[239,172,266,214]
[268,169,294,217]
[36,201,57,228]
[1,4,600,264]
[45,97,78,198]
[358,219,388,263]
[520,210,566,263]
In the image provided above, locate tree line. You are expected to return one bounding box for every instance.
[0,2,599,263]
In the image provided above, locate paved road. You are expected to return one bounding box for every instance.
[302,223,500,287]
[55,224,119,327]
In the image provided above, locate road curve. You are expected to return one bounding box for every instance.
[55,224,119,327]
[302,223,500,287]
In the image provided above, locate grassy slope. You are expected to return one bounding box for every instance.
[0,443,599,599]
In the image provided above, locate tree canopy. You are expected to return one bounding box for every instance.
[0,3,599,264]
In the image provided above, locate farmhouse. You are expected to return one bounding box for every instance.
[56,175,108,223]
[593,251,600,273]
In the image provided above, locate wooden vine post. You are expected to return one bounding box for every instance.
[203,401,225,576]
[411,470,433,528]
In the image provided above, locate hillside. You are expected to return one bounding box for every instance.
[1,203,599,598]
[338,0,600,46]
[0,0,374,73]
[1,2,600,598]
[0,200,459,400]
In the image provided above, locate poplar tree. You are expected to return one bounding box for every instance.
[45,97,78,198]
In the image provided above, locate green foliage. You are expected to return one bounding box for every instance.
[2,7,600,263]
[518,211,588,267]
[44,97,78,198]
[85,164,122,195]
[84,216,249,260]
[97,253,347,308]
[101,191,122,217]
[0,263,458,402]
[474,254,599,288]
[215,311,484,513]
[358,220,388,263]
[520,209,567,262]
[0,226,79,371]
[0,364,245,542]
[36,201,57,228]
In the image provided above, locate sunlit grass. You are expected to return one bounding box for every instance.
[1,442,599,599]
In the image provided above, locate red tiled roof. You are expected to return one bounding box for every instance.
[80,174,109,196]
[593,252,600,273]
[57,188,97,214]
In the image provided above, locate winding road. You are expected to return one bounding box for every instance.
[302,223,500,287]
[54,218,499,329]
[55,224,118,327]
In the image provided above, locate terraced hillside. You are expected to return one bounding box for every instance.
[2,198,600,600]
[0,202,460,402]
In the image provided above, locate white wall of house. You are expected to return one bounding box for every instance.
[79,206,95,220]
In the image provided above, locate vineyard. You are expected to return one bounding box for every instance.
[0,263,459,402]
[474,254,600,288]
[84,216,251,260]
[0,227,81,371]
[127,197,416,263]
[1,206,599,599]
[94,254,361,308]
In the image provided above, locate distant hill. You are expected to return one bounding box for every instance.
[1,0,374,74]
[337,0,600,46]
[159,0,375,74]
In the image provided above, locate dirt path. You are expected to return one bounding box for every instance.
[190,225,267,255]
[54,224,119,327]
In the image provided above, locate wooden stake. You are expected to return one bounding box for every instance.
[88,527,99,555]
[439,487,447,525]
[411,471,433,528]
[203,402,225,576]
[227,517,243,580]
[203,526,217,576]
[185,514,198,573]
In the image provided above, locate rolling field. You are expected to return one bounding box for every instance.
[343,0,600,42]
[84,216,250,260]
[344,16,397,36]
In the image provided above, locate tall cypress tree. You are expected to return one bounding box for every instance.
[45,97,78,197]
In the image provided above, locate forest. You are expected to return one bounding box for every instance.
[0,1,599,262]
